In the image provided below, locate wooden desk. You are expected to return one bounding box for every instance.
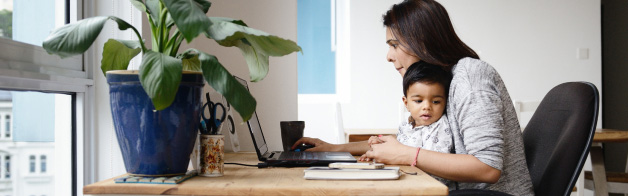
[84,152,448,195]
[345,129,398,143]
[585,129,628,196]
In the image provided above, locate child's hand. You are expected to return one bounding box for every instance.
[359,153,370,162]
[368,135,385,146]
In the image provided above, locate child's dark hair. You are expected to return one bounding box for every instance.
[403,61,452,97]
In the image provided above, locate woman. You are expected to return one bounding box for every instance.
[293,0,534,195]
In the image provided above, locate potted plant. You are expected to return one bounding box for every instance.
[42,0,301,176]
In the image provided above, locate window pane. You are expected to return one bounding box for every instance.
[297,0,336,94]
[40,155,46,173]
[5,115,9,138]
[0,0,65,46]
[0,90,72,196]
[4,155,9,178]
[29,155,34,173]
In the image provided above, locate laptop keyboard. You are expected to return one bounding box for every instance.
[279,151,320,160]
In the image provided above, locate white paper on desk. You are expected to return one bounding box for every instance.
[303,167,400,180]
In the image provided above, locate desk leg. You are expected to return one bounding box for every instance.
[591,145,609,196]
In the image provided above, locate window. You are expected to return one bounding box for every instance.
[297,0,350,103]
[1,90,71,196]
[0,0,87,195]
[40,155,46,173]
[298,0,336,94]
[297,0,351,144]
[5,115,9,138]
[29,155,35,173]
[5,155,9,178]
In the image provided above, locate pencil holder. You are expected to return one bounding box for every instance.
[199,134,225,177]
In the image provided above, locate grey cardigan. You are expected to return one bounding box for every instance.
[447,57,534,195]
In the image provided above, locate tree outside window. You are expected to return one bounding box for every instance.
[0,9,12,38]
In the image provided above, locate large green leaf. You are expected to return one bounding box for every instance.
[139,51,183,110]
[205,17,301,82]
[206,17,264,47]
[236,40,269,82]
[166,13,175,28]
[185,49,257,121]
[43,16,108,58]
[101,39,142,76]
[145,0,161,22]
[129,0,147,13]
[180,52,201,71]
[162,0,211,42]
[194,0,211,13]
[242,34,303,57]
[43,16,140,58]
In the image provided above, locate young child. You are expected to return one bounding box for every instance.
[365,61,453,185]
[396,61,453,154]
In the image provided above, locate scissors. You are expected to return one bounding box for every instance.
[199,92,226,135]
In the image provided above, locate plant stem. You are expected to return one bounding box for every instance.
[130,25,148,53]
[147,12,158,52]
[156,3,165,52]
[165,30,181,57]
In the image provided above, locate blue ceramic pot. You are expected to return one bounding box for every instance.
[107,70,204,176]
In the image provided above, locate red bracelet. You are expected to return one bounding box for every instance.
[411,147,420,167]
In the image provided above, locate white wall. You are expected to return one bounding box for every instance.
[183,0,298,153]
[92,0,298,181]
[342,0,601,130]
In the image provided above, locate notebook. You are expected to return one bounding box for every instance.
[303,167,400,180]
[235,77,357,167]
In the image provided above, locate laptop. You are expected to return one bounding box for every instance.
[235,77,357,167]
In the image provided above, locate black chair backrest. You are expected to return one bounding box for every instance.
[523,82,599,196]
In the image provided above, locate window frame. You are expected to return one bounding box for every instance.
[0,0,91,195]
[4,155,9,179]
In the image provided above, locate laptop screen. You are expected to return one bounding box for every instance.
[235,77,269,157]
[247,111,269,156]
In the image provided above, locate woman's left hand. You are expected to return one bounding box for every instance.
[364,135,415,165]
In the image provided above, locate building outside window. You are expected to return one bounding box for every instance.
[28,155,34,173]
[4,155,9,178]
[4,115,9,138]
[39,155,45,173]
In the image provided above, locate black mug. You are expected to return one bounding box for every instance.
[280,121,305,151]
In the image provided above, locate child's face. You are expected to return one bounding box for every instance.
[403,82,447,127]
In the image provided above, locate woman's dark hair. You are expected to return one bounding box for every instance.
[383,0,479,68]
[403,61,452,98]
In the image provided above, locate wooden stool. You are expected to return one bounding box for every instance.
[584,129,628,195]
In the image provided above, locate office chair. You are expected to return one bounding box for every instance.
[451,81,599,196]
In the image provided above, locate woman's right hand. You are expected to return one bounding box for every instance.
[291,137,335,152]
[365,135,415,165]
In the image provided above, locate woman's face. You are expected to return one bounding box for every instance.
[386,28,420,76]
